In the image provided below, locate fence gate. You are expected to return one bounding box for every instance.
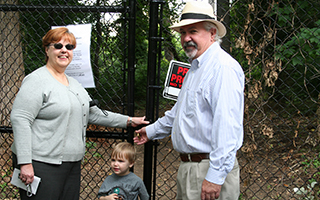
[144,0,320,200]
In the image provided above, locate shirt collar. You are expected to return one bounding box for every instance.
[191,42,220,68]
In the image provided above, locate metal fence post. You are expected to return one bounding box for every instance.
[144,0,161,197]
[127,0,136,144]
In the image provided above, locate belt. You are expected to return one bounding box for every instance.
[180,153,209,162]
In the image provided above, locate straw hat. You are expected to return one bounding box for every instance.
[169,1,226,38]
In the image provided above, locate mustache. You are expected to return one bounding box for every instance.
[183,41,197,49]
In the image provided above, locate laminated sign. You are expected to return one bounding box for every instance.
[52,24,95,88]
[163,60,190,101]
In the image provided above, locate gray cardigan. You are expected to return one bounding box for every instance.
[11,66,128,165]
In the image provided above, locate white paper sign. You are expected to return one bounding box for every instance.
[52,24,95,88]
[11,168,41,195]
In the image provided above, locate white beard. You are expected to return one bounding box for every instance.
[183,41,198,59]
[185,49,198,59]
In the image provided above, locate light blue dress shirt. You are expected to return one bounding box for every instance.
[146,42,244,185]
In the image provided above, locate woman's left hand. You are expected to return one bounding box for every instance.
[129,116,149,127]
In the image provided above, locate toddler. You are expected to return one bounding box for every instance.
[98,142,149,200]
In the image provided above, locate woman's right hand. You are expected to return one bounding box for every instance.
[20,163,34,185]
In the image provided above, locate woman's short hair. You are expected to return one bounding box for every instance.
[203,21,222,44]
[42,27,77,62]
[111,142,136,164]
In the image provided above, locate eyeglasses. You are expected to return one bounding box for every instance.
[48,43,75,50]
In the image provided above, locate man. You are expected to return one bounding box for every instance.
[134,2,244,200]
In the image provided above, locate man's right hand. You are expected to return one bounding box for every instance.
[133,127,149,145]
[201,179,222,200]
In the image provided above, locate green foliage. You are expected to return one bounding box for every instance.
[230,0,320,115]
[293,180,318,199]
[301,153,320,171]
[271,1,320,106]
[0,170,9,198]
[292,153,320,199]
[134,0,187,107]
[20,0,88,74]
[84,141,102,162]
[0,169,18,198]
[275,19,320,108]
[86,140,97,149]
[133,1,149,104]
[276,20,320,67]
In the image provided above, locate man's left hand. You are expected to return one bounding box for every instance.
[201,179,221,200]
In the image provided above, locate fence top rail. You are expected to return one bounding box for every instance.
[0,4,126,13]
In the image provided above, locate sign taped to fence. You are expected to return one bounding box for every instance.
[52,24,95,88]
[163,60,190,101]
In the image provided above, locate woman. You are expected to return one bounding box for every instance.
[11,27,148,200]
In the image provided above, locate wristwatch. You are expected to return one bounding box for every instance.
[128,117,132,126]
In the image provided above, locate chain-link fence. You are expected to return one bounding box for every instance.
[150,0,320,199]
[1,0,136,199]
[1,0,320,199]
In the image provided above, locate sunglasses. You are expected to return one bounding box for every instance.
[48,43,75,50]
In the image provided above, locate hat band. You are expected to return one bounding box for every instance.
[180,13,214,21]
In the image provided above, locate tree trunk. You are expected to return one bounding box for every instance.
[0,0,25,127]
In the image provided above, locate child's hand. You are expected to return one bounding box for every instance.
[99,193,118,200]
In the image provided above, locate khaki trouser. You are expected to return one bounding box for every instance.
[176,158,240,200]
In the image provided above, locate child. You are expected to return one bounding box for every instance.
[98,142,149,200]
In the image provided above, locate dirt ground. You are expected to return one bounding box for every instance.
[1,133,319,200]
[80,136,320,200]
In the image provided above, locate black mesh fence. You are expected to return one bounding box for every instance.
[151,0,320,199]
[1,0,320,200]
[1,0,134,199]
